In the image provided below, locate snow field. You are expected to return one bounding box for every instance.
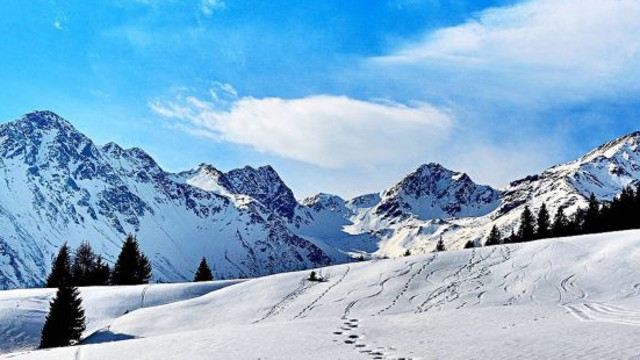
[4,230,640,359]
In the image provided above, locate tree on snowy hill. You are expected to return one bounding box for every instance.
[89,255,111,286]
[464,240,477,249]
[71,242,98,286]
[485,225,502,246]
[517,206,536,242]
[583,193,601,234]
[39,284,86,349]
[193,257,214,282]
[535,203,551,240]
[111,235,152,285]
[551,207,569,237]
[46,244,72,288]
[435,238,446,252]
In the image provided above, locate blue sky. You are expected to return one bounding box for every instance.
[1,0,640,198]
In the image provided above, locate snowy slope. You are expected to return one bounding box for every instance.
[4,231,640,359]
[0,111,331,288]
[0,280,241,354]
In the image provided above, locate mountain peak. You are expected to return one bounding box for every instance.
[416,162,447,172]
[226,165,297,219]
[18,110,74,132]
[377,163,500,221]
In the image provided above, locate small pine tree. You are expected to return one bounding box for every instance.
[517,206,536,242]
[39,285,86,349]
[137,253,152,284]
[435,238,446,252]
[464,240,476,249]
[46,244,72,288]
[71,242,97,287]
[308,271,318,282]
[89,256,111,286]
[535,203,551,239]
[111,235,152,285]
[404,249,412,257]
[552,207,568,237]
[193,257,214,282]
[584,193,600,233]
[485,225,502,246]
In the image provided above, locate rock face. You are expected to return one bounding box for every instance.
[2,111,640,288]
[0,111,330,289]
[374,163,500,221]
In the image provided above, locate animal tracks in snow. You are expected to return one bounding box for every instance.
[333,318,415,360]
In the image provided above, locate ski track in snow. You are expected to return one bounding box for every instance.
[253,278,316,324]
[73,346,82,360]
[342,261,417,319]
[294,266,351,319]
[376,254,438,316]
[140,285,151,309]
[414,246,508,313]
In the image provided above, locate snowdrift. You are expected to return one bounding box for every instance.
[0,280,241,354]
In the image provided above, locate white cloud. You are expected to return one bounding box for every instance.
[52,20,65,31]
[150,92,454,168]
[200,0,225,15]
[374,0,640,105]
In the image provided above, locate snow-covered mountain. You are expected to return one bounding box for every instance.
[0,111,331,289]
[374,163,499,221]
[2,110,640,289]
[295,131,640,257]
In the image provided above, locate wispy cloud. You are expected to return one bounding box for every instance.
[150,87,454,168]
[200,0,225,16]
[373,0,640,106]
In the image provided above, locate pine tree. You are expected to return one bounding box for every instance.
[71,242,97,287]
[111,235,152,285]
[39,285,86,349]
[583,193,600,233]
[552,207,569,237]
[403,249,412,257]
[193,257,214,282]
[517,206,536,242]
[89,256,111,286]
[435,238,446,252]
[485,225,502,246]
[464,240,476,249]
[504,229,518,244]
[46,244,72,288]
[535,203,551,239]
[137,253,152,284]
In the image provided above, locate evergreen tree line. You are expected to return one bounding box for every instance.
[40,235,215,349]
[46,234,216,288]
[46,235,151,288]
[483,185,640,246]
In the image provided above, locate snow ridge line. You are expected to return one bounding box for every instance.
[294,266,351,320]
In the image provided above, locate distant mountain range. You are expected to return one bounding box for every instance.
[0,111,638,288]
